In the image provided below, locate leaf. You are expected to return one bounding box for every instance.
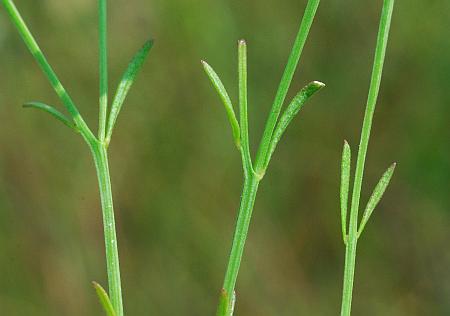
[216,289,236,316]
[23,102,77,130]
[264,81,325,167]
[201,60,240,149]
[340,140,351,244]
[93,282,117,316]
[358,163,396,238]
[105,39,154,144]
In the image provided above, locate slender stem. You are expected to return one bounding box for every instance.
[340,1,394,315]
[238,40,253,176]
[254,0,320,174]
[220,175,260,314]
[92,143,123,316]
[98,0,108,141]
[1,0,95,143]
[2,1,124,314]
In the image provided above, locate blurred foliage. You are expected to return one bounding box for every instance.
[0,0,449,315]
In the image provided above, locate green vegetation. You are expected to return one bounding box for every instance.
[339,1,395,315]
[202,0,322,314]
[1,1,152,315]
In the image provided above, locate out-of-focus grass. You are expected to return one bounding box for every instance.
[0,0,449,315]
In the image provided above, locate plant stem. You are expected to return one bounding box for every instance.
[98,0,108,141]
[254,0,320,175]
[1,0,94,141]
[340,1,394,315]
[92,143,123,316]
[2,1,124,314]
[216,2,321,315]
[222,175,260,297]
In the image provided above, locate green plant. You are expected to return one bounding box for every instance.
[339,1,395,315]
[201,0,322,315]
[1,1,152,315]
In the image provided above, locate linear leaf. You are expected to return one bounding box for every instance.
[23,102,77,130]
[264,81,325,167]
[106,39,154,144]
[358,162,396,238]
[93,282,117,316]
[340,140,351,244]
[201,60,240,149]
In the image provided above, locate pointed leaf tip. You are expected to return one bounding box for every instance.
[92,282,117,316]
[358,162,396,238]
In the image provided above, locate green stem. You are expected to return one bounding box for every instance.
[340,1,394,315]
[92,143,123,316]
[1,0,95,142]
[219,175,260,315]
[98,0,108,141]
[254,0,320,174]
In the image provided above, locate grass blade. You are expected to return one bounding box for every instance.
[93,282,117,316]
[105,40,154,145]
[201,60,240,148]
[358,162,396,238]
[340,141,351,244]
[264,81,324,168]
[23,102,77,130]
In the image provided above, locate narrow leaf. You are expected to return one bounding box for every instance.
[340,140,351,244]
[23,102,77,130]
[358,163,396,238]
[93,282,117,316]
[216,289,236,316]
[106,39,154,144]
[201,60,240,148]
[237,39,253,173]
[264,81,325,167]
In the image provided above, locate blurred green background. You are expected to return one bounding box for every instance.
[0,0,449,315]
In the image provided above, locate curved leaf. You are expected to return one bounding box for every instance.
[23,102,77,130]
[93,282,117,316]
[201,60,240,149]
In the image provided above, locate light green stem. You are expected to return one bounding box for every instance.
[222,175,259,298]
[216,1,321,315]
[340,1,394,315]
[98,0,108,141]
[254,0,320,174]
[2,1,124,315]
[92,144,123,316]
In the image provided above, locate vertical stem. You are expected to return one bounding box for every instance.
[254,0,320,174]
[238,40,253,176]
[98,0,108,141]
[219,175,260,315]
[92,144,123,316]
[340,1,394,315]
